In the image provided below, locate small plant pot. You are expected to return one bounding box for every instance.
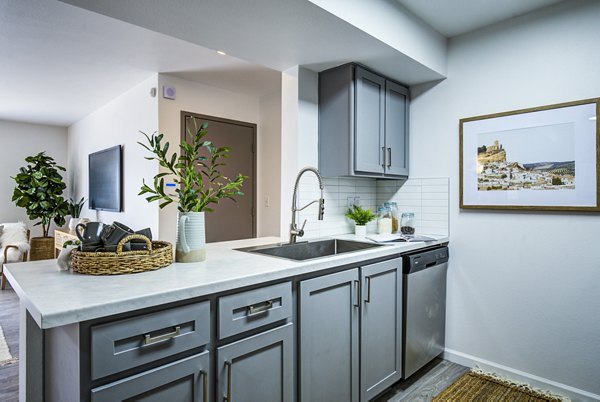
[354,225,367,237]
[176,211,206,262]
[29,237,55,261]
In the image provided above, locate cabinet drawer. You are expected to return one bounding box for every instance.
[91,301,210,380]
[91,351,209,402]
[218,282,292,339]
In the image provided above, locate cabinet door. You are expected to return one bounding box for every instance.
[384,80,409,177]
[360,258,403,401]
[217,323,294,402]
[355,66,385,175]
[90,352,210,402]
[299,269,360,402]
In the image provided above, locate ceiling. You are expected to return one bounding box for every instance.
[397,0,567,38]
[0,0,574,127]
[0,0,281,126]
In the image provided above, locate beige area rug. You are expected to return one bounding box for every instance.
[433,368,570,401]
[0,325,18,366]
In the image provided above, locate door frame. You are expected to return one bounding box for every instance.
[180,111,257,238]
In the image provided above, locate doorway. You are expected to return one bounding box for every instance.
[181,112,256,242]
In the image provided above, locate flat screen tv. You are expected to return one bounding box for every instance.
[89,145,122,212]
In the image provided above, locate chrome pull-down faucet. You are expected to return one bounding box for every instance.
[289,166,325,244]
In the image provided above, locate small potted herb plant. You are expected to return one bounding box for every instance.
[345,204,376,237]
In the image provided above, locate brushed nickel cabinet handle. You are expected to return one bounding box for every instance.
[247,300,273,316]
[365,277,371,303]
[353,280,360,308]
[200,370,208,402]
[143,325,180,346]
[223,361,232,402]
[387,148,392,168]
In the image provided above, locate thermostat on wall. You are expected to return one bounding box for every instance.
[162,86,176,100]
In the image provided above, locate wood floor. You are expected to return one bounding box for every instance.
[0,284,19,402]
[0,285,466,402]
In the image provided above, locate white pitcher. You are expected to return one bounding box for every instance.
[176,211,206,262]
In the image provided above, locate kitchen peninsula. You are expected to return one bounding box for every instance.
[5,235,448,402]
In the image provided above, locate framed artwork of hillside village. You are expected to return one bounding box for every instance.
[460,98,600,211]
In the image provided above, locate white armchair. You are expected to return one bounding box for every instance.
[0,222,30,290]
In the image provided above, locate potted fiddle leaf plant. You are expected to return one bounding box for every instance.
[345,204,376,237]
[12,152,69,260]
[139,120,247,262]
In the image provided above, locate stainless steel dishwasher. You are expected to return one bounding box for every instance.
[402,246,449,378]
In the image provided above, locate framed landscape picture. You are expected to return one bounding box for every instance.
[460,98,600,211]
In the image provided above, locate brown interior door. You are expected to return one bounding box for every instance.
[182,113,256,242]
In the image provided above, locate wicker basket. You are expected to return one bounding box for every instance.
[71,234,173,275]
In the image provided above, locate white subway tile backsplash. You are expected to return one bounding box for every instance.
[296,176,449,239]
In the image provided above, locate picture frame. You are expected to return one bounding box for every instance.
[459,98,600,211]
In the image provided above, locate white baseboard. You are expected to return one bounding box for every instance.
[443,348,600,402]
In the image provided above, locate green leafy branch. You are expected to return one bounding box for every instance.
[138,120,247,213]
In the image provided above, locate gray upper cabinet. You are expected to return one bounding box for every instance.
[319,63,409,178]
[360,258,403,401]
[299,269,360,402]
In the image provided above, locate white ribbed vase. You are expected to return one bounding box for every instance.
[176,211,206,262]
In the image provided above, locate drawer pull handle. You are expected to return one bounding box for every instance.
[143,325,180,345]
[224,361,232,402]
[200,370,208,402]
[247,300,273,316]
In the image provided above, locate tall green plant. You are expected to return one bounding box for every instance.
[12,152,69,237]
[139,121,247,212]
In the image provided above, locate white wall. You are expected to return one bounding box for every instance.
[258,89,282,237]
[157,74,264,244]
[68,75,159,235]
[0,120,68,236]
[410,1,600,399]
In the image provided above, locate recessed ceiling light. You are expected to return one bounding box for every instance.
[589,116,597,121]
[216,50,227,56]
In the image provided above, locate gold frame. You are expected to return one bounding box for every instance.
[459,98,600,212]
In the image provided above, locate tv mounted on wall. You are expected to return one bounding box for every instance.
[89,145,122,212]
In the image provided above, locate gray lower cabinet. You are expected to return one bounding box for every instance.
[299,259,403,402]
[319,63,409,179]
[360,258,403,401]
[217,323,294,402]
[299,269,360,402]
[90,351,210,402]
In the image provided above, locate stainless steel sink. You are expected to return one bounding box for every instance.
[237,239,382,261]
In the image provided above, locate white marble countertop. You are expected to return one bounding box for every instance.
[5,234,448,329]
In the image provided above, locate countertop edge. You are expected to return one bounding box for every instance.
[6,236,448,329]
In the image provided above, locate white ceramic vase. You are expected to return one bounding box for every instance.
[355,224,367,237]
[68,217,80,232]
[176,211,206,262]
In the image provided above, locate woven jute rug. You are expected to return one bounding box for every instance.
[433,368,570,401]
[0,325,18,366]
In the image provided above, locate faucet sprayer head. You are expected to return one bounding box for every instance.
[318,197,325,220]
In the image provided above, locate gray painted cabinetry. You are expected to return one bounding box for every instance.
[43,255,412,402]
[319,63,409,178]
[299,258,403,402]
[216,282,294,402]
